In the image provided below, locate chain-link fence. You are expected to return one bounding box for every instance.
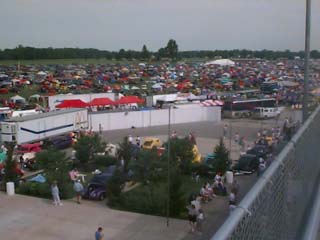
[212,106,320,240]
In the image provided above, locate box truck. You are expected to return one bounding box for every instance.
[0,108,88,144]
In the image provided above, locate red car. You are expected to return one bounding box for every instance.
[16,143,42,154]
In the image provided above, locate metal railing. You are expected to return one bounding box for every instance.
[212,106,320,240]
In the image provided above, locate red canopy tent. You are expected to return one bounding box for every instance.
[55,99,87,108]
[88,98,115,106]
[115,96,144,105]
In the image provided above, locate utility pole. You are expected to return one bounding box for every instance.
[303,0,311,122]
[166,106,171,227]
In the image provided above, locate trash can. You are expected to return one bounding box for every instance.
[6,182,15,196]
[226,171,234,184]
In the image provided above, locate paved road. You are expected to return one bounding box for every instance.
[0,193,188,240]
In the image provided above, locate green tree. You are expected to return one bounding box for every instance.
[141,44,151,59]
[168,170,185,217]
[130,149,165,185]
[165,39,178,60]
[74,133,106,166]
[3,144,19,184]
[212,138,230,175]
[164,137,194,174]
[35,148,72,198]
[106,168,124,207]
[117,137,135,174]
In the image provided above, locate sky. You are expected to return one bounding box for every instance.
[0,0,319,51]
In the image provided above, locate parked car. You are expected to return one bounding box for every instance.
[192,145,202,163]
[44,135,73,150]
[83,165,117,201]
[246,145,269,158]
[15,143,42,154]
[233,154,259,173]
[142,137,162,150]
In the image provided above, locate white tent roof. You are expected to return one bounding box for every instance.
[37,71,47,75]
[205,59,235,66]
[10,95,26,102]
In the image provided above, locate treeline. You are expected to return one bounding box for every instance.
[1,42,320,61]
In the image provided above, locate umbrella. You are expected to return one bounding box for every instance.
[88,98,115,106]
[55,99,87,108]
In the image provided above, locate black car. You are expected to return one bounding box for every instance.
[233,154,259,172]
[44,135,73,150]
[246,145,269,158]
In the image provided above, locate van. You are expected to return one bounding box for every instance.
[252,107,280,119]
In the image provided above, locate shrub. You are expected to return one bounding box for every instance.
[18,181,74,199]
[18,182,51,199]
[94,155,117,168]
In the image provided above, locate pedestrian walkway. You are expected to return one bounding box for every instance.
[183,174,257,240]
[0,193,188,240]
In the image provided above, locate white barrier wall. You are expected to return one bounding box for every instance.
[89,105,221,131]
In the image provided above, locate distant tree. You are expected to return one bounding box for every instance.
[165,39,178,60]
[157,47,167,60]
[117,49,126,60]
[141,44,151,59]
[212,138,230,175]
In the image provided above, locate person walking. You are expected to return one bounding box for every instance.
[187,204,198,232]
[51,181,62,206]
[73,179,84,204]
[223,124,228,139]
[95,227,104,240]
[197,209,204,234]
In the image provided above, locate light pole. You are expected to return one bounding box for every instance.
[303,0,311,122]
[166,105,171,227]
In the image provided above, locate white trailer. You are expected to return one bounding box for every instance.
[0,108,88,144]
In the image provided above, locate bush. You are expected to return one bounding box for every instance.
[94,155,117,168]
[18,182,51,199]
[191,163,212,177]
[118,184,166,216]
[18,181,74,199]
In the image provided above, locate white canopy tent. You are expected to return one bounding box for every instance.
[10,95,26,104]
[205,59,236,66]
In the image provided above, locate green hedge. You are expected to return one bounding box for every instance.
[18,182,51,199]
[17,182,75,199]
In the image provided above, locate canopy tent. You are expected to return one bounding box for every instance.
[200,100,224,107]
[29,94,41,100]
[88,98,115,106]
[10,95,26,104]
[205,59,235,66]
[115,96,144,105]
[37,71,47,76]
[55,99,87,108]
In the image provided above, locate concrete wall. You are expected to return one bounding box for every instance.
[89,105,221,131]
